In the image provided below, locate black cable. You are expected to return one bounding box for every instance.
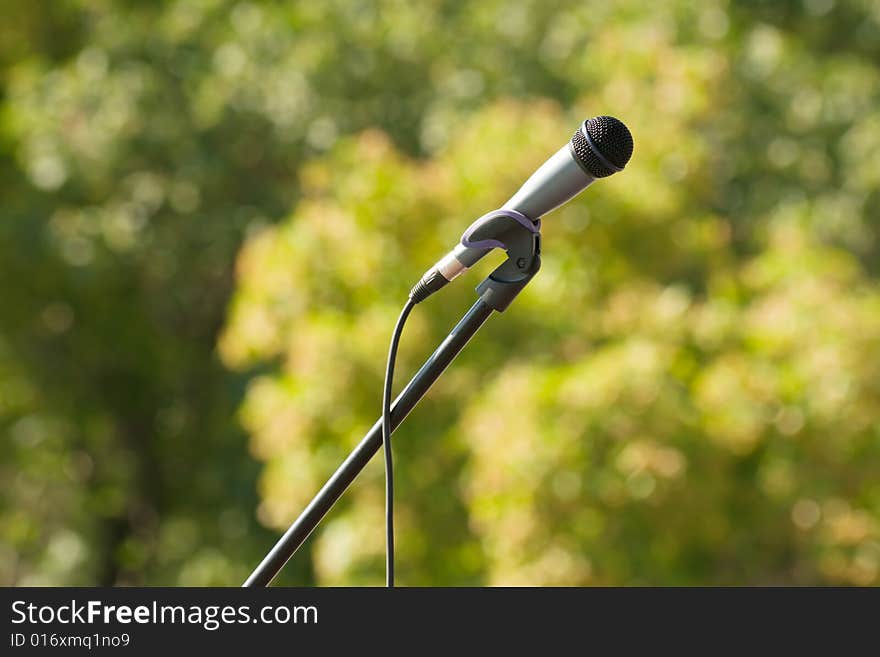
[382,297,416,587]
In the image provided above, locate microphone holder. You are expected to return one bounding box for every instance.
[244,213,541,586]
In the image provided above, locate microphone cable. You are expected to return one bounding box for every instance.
[381,297,416,587]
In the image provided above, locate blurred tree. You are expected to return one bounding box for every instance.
[1,0,879,585]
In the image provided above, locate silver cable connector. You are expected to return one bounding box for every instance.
[436,250,468,282]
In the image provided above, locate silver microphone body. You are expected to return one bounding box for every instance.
[502,144,596,220]
[435,144,596,280]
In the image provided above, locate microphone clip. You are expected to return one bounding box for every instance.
[411,209,541,308]
[465,209,541,313]
[460,209,540,251]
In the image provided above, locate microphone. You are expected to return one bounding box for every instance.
[411,115,634,302]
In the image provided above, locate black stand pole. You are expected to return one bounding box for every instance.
[243,299,494,586]
[244,214,540,587]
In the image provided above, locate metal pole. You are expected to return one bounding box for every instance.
[244,299,495,587]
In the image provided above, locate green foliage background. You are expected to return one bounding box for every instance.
[1,0,878,585]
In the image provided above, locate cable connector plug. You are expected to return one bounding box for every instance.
[409,267,448,304]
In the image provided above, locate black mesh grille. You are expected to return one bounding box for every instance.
[570,115,633,178]
[571,126,614,178]
[586,116,634,169]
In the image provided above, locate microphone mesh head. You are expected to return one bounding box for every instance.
[570,115,634,178]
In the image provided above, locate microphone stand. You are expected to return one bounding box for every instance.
[244,217,541,587]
